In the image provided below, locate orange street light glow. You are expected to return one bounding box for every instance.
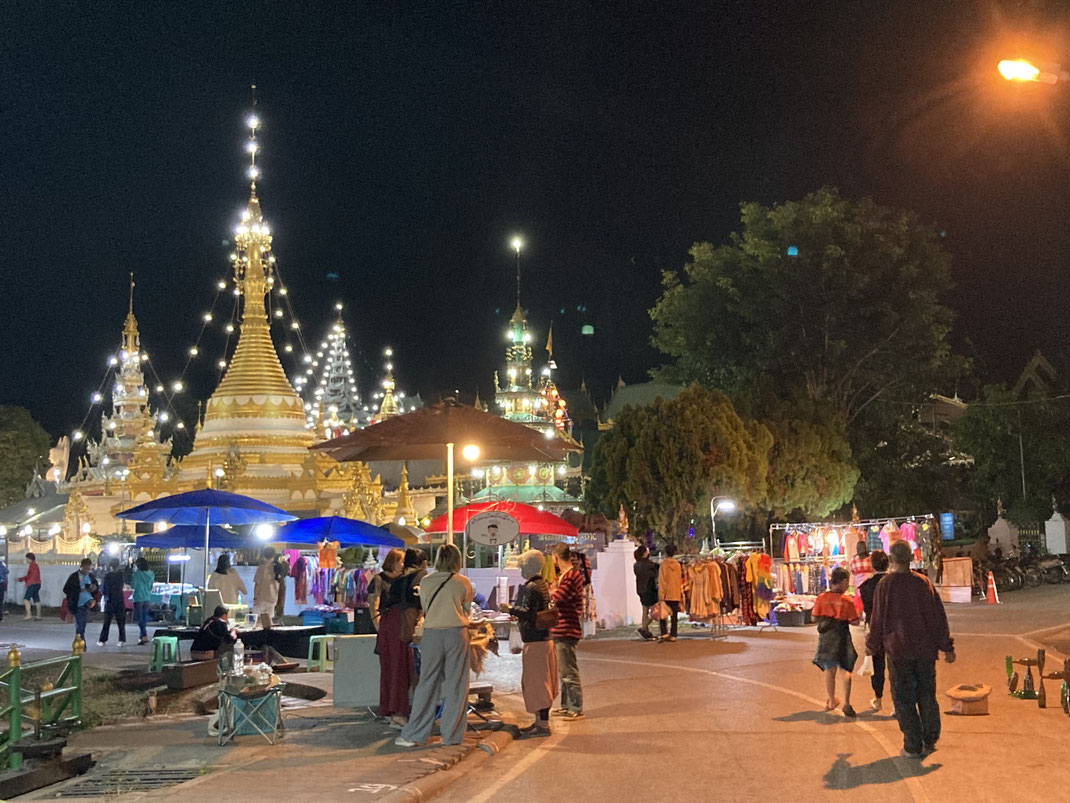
[999,59,1041,82]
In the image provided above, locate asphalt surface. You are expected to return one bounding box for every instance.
[439,586,1070,803]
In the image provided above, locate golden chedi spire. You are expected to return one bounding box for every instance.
[376,347,400,420]
[395,464,418,525]
[181,105,315,497]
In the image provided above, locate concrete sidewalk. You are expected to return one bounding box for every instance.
[16,668,518,801]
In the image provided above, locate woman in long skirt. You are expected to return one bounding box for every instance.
[374,549,410,728]
[502,550,558,737]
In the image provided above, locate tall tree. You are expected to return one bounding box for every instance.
[0,406,52,507]
[952,385,1070,525]
[586,384,769,549]
[650,187,962,425]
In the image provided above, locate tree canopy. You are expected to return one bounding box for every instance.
[650,187,962,425]
[586,384,769,548]
[0,406,52,508]
[761,398,859,519]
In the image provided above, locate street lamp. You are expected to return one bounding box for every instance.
[998,58,1067,85]
[445,443,480,547]
[710,496,736,548]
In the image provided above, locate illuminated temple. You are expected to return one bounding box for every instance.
[4,115,423,556]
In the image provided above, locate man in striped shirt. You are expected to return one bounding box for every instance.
[551,543,585,720]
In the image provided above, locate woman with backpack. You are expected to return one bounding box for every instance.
[501,549,558,738]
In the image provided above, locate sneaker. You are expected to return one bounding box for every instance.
[870,697,882,711]
[921,743,938,758]
[138,637,150,646]
[394,736,420,748]
[561,711,584,720]
[519,725,551,739]
[667,636,677,642]
[842,705,857,718]
[636,628,647,640]
[96,642,106,647]
[550,708,569,717]
[117,642,126,647]
[899,748,922,759]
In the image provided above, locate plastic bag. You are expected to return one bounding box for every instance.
[858,654,874,677]
[509,625,524,655]
[650,601,670,621]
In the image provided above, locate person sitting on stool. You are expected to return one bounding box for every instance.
[190,605,238,661]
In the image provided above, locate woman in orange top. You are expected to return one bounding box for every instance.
[812,566,860,717]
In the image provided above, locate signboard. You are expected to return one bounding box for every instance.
[940,512,955,541]
[464,511,520,547]
[529,532,605,557]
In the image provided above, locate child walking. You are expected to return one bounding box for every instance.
[812,566,860,717]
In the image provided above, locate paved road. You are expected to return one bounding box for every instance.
[440,587,1070,803]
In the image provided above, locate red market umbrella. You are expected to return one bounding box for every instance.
[426,501,579,538]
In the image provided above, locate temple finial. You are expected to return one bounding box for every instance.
[245,85,261,196]
[128,272,135,316]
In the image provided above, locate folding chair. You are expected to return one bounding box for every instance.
[217,684,285,745]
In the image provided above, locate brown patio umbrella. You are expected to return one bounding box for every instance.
[312,399,581,543]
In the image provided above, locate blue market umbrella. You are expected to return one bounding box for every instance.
[117,489,296,582]
[274,516,405,548]
[136,525,250,550]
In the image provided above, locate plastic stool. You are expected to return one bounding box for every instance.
[306,635,332,672]
[149,636,180,672]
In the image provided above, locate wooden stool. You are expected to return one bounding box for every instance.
[306,635,332,672]
[149,636,180,672]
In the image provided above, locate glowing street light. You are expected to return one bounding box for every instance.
[710,495,737,548]
[461,443,481,461]
[998,58,1067,85]
[511,236,523,253]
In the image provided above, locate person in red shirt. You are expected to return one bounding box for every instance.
[19,552,42,621]
[812,567,860,717]
[550,543,585,720]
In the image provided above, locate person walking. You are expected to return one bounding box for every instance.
[501,550,558,738]
[550,543,585,719]
[20,552,42,621]
[812,566,860,717]
[848,540,874,616]
[62,559,98,646]
[395,544,474,748]
[131,557,155,645]
[0,558,8,622]
[252,547,279,629]
[657,543,683,642]
[858,549,890,711]
[206,553,246,605]
[866,540,956,759]
[633,545,658,641]
[97,559,128,647]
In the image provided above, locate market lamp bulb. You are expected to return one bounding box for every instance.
[461,444,481,461]
[254,523,276,541]
[716,499,737,512]
[106,542,120,556]
[998,59,1040,82]
[511,236,523,253]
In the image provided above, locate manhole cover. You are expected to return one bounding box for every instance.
[53,768,203,797]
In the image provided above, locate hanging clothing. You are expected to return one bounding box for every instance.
[319,540,339,570]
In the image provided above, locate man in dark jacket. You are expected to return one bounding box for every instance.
[62,559,99,647]
[866,541,955,759]
[633,545,658,641]
[97,559,127,647]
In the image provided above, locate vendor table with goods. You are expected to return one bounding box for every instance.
[153,624,326,659]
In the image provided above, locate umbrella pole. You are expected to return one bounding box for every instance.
[203,513,210,596]
[446,442,455,547]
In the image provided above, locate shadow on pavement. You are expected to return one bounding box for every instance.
[824,752,942,789]
[772,709,853,724]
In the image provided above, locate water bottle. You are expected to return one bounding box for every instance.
[232,638,245,673]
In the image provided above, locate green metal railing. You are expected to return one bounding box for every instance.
[0,637,84,770]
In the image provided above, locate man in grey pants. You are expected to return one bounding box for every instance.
[396,544,475,748]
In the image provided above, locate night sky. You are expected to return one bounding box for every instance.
[6,1,1070,441]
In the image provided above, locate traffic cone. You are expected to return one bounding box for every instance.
[986,570,1000,605]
